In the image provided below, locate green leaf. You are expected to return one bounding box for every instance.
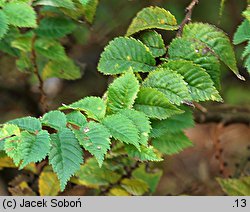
[134,87,183,119]
[19,130,50,169]
[243,54,250,73]
[66,111,87,127]
[143,67,191,105]
[233,20,250,45]
[4,135,22,166]
[0,0,6,7]
[49,128,83,191]
[1,141,7,151]
[11,32,33,52]
[182,23,243,80]
[0,124,20,151]
[58,1,84,20]
[243,7,250,21]
[0,28,20,56]
[107,72,139,113]
[152,131,193,155]
[242,42,250,73]
[217,177,250,196]
[16,52,32,72]
[41,111,67,130]
[242,42,250,58]
[39,171,60,196]
[150,107,194,138]
[79,0,99,23]
[3,2,37,28]
[121,178,149,195]
[136,30,166,57]
[98,37,156,75]
[0,10,8,39]
[162,60,223,102]
[73,158,121,187]
[119,109,151,146]
[73,122,111,167]
[132,164,163,193]
[34,0,76,10]
[36,17,76,38]
[61,97,106,121]
[8,117,42,133]
[42,58,81,80]
[35,38,67,61]
[233,18,250,74]
[102,114,140,150]
[168,37,221,89]
[125,145,162,162]
[126,6,178,36]
[0,124,20,139]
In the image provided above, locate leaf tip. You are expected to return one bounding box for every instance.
[236,73,246,81]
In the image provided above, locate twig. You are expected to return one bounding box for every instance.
[31,35,48,113]
[194,102,208,113]
[218,0,226,25]
[177,0,199,37]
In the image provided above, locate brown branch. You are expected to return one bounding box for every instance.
[31,35,48,113]
[194,105,250,125]
[177,0,199,37]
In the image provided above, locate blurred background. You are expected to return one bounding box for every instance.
[0,0,249,195]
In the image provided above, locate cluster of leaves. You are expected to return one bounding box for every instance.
[0,152,163,196]
[0,5,245,195]
[0,0,99,79]
[234,4,250,74]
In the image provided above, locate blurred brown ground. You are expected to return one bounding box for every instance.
[157,123,250,195]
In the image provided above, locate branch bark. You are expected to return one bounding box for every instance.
[31,35,48,113]
[194,105,250,125]
[176,0,199,37]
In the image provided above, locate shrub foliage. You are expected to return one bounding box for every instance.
[0,0,248,195]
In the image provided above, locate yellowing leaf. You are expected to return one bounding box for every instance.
[132,164,163,193]
[39,171,60,196]
[121,178,149,195]
[108,187,130,196]
[126,6,178,36]
[61,97,106,121]
[0,155,16,168]
[217,177,250,196]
